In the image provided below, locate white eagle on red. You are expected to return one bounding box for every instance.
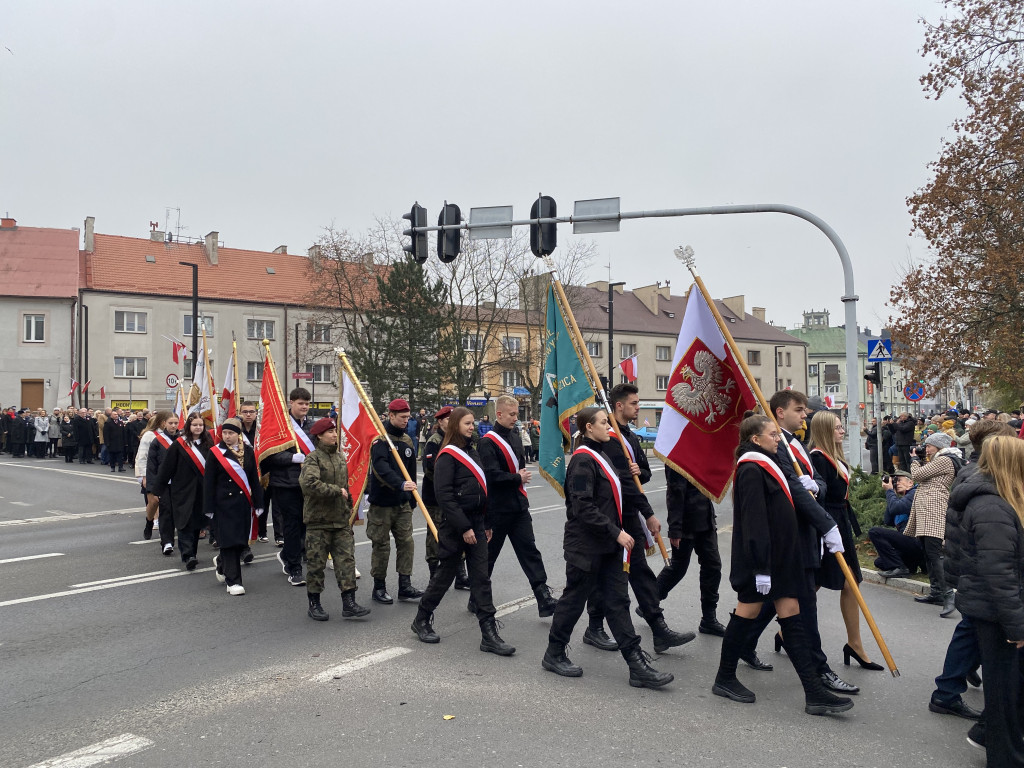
[670,350,736,423]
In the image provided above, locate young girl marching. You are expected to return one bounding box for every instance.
[145,411,180,556]
[154,413,213,570]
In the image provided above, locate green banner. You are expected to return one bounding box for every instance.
[538,284,596,495]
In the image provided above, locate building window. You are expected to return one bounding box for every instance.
[620,343,636,358]
[824,364,841,385]
[809,383,819,396]
[307,324,331,343]
[825,384,841,395]
[755,377,762,389]
[786,378,792,388]
[777,350,784,366]
[114,310,147,334]
[656,375,670,391]
[777,379,784,391]
[748,350,761,366]
[183,359,194,379]
[247,361,264,381]
[114,357,147,378]
[502,336,522,354]
[23,314,45,343]
[246,319,275,340]
[808,364,818,377]
[655,345,671,361]
[306,363,333,383]
[785,352,792,367]
[586,341,602,357]
[620,374,628,385]
[502,370,524,389]
[462,333,481,352]
[183,315,214,337]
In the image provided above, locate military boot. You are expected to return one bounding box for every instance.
[479,617,516,656]
[624,646,674,688]
[397,574,424,602]
[534,584,558,618]
[454,559,471,590]
[372,579,393,605]
[582,620,618,651]
[542,641,583,677]
[940,589,958,618]
[648,615,697,654]
[411,608,440,644]
[342,590,370,618]
[307,592,329,622]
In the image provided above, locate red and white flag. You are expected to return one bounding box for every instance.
[340,365,377,521]
[619,354,639,383]
[67,378,79,398]
[216,346,237,426]
[172,340,188,364]
[81,380,91,393]
[653,287,757,502]
[255,349,295,484]
[98,386,105,400]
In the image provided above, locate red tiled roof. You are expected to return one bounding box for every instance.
[0,225,81,298]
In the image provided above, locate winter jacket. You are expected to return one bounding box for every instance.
[950,470,1024,640]
[59,418,77,448]
[299,442,351,529]
[258,415,314,490]
[665,466,716,538]
[102,418,127,453]
[205,443,263,549]
[433,443,488,537]
[367,421,416,507]
[562,439,625,572]
[893,418,916,447]
[153,437,209,530]
[33,416,49,442]
[420,428,445,507]
[478,423,529,518]
[884,487,916,532]
[906,449,958,539]
[48,415,60,439]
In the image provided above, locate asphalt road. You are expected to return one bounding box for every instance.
[0,454,983,768]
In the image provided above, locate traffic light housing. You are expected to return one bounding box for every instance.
[437,202,461,263]
[402,203,428,264]
[864,363,880,385]
[530,195,557,257]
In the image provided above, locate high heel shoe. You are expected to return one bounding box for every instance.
[843,643,884,671]
[774,632,785,653]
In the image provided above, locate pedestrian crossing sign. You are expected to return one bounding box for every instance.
[867,339,892,362]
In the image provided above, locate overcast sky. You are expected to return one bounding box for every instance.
[2,0,961,332]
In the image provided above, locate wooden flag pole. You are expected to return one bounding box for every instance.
[232,337,241,415]
[676,245,899,677]
[262,339,299,448]
[544,261,670,566]
[337,350,438,542]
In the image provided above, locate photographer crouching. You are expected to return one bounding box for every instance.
[868,470,925,578]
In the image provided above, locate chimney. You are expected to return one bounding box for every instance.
[83,216,95,251]
[752,306,766,323]
[150,230,165,242]
[204,231,219,266]
[1,217,17,230]
[722,295,745,318]
[273,245,288,254]
[632,283,660,315]
[307,245,321,259]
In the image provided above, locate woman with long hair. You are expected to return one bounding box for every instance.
[807,410,880,671]
[713,412,853,715]
[153,413,212,570]
[948,436,1024,760]
[137,412,170,541]
[411,407,515,656]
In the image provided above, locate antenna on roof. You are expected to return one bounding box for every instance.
[164,206,186,243]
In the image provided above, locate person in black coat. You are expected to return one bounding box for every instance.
[411,407,515,657]
[72,409,95,464]
[125,413,146,469]
[59,414,77,463]
[541,406,673,689]
[863,418,879,475]
[205,418,263,595]
[146,412,180,555]
[102,411,128,472]
[947,436,1024,762]
[9,411,28,458]
[881,416,895,474]
[153,413,212,569]
[713,413,853,716]
[892,413,916,471]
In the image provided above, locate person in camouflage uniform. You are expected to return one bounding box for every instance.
[421,407,470,589]
[299,417,370,621]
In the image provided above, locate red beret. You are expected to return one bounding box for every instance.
[310,417,337,437]
[434,406,453,420]
[388,398,411,413]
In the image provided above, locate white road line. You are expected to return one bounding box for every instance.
[9,501,31,506]
[71,569,178,588]
[0,553,64,565]
[128,538,161,545]
[25,733,153,768]
[0,508,140,527]
[495,594,538,618]
[0,462,139,484]
[311,646,412,682]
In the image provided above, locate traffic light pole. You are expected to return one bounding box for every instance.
[410,201,862,459]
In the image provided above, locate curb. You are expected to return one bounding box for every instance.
[862,567,929,595]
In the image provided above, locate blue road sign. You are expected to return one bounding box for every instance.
[465,397,489,407]
[867,338,893,362]
[904,383,925,402]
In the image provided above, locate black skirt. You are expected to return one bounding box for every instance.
[816,501,862,590]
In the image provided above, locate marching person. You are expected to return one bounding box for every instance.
[713,412,853,716]
[477,394,558,618]
[206,418,263,596]
[134,413,162,539]
[542,406,673,689]
[367,398,424,604]
[146,411,179,554]
[153,413,212,570]
[299,417,370,621]
[259,388,314,587]
[420,406,470,589]
[411,407,515,656]
[236,401,270,543]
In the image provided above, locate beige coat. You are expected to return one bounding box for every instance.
[905,451,957,540]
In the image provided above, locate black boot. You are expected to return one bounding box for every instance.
[582,621,618,651]
[542,641,583,677]
[411,608,440,643]
[397,574,424,601]
[624,646,674,688]
[454,559,471,590]
[712,613,757,703]
[342,590,370,618]
[698,615,727,636]
[534,584,558,618]
[940,589,957,618]
[372,579,393,605]
[480,617,516,656]
[648,615,697,654]
[916,555,947,604]
[307,592,329,621]
[777,615,853,716]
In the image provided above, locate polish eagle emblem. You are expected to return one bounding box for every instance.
[666,340,745,432]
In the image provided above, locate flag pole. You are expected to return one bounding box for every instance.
[542,258,670,566]
[201,323,217,430]
[337,349,438,542]
[232,336,241,415]
[262,339,299,448]
[675,245,899,677]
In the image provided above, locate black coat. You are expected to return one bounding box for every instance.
[943,463,979,585]
[102,418,127,452]
[367,421,417,507]
[258,415,313,490]
[59,419,77,448]
[864,425,878,451]
[204,443,263,549]
[433,443,488,559]
[420,428,444,507]
[154,438,209,530]
[562,439,625,572]
[10,417,28,443]
[600,421,654,539]
[478,423,528,517]
[893,418,916,447]
[950,470,1024,639]
[72,416,94,447]
[665,466,716,538]
[776,434,836,570]
[146,432,175,489]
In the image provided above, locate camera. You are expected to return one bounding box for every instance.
[881,474,890,484]
[914,445,927,461]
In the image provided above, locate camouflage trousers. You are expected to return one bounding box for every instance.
[306,527,356,594]
[366,504,414,580]
[424,505,443,566]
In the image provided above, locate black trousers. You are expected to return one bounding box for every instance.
[178,519,204,561]
[63,444,75,462]
[896,445,912,472]
[868,446,879,474]
[219,545,243,586]
[78,444,92,463]
[656,530,722,617]
[920,535,946,595]
[974,617,1024,768]
[486,509,547,589]
[869,527,926,572]
[421,525,495,620]
[158,495,176,548]
[274,486,305,572]
[750,569,830,675]
[107,450,124,470]
[550,554,640,654]
[588,543,663,623]
[882,446,894,474]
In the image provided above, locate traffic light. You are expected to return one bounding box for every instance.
[864,363,880,385]
[402,203,428,264]
[530,195,557,257]
[437,202,461,263]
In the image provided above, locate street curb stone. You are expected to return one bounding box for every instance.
[862,567,929,595]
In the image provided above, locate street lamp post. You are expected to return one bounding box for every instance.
[608,281,626,385]
[179,262,199,365]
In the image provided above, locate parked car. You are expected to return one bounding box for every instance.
[633,427,658,441]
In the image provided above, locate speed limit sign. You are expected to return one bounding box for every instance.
[166,373,179,388]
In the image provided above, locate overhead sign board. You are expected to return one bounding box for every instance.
[465,397,489,407]
[573,197,620,234]
[867,339,893,362]
[469,205,513,240]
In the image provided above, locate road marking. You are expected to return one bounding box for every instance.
[25,733,153,768]
[9,500,31,507]
[0,553,64,565]
[311,646,412,682]
[128,538,162,545]
[71,569,178,587]
[0,508,140,527]
[495,594,538,618]
[0,461,140,484]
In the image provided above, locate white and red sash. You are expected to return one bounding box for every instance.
[211,446,257,540]
[482,431,527,498]
[603,428,653,551]
[291,417,314,455]
[607,426,637,463]
[176,436,206,475]
[736,451,794,508]
[810,448,850,499]
[785,432,814,477]
[153,430,172,450]
[439,445,487,495]
[573,445,629,567]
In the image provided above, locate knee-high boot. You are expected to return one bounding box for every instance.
[712,613,757,703]
[777,615,854,716]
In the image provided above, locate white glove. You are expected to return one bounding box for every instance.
[255,508,264,517]
[755,574,771,595]
[798,475,818,494]
[291,453,305,464]
[823,526,845,554]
